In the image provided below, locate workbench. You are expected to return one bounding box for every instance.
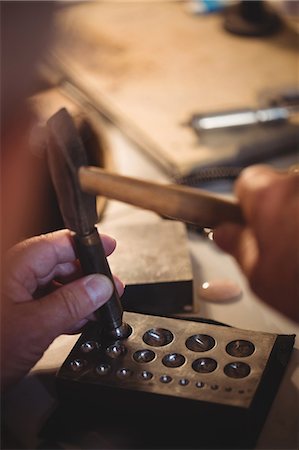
[3,1,299,449]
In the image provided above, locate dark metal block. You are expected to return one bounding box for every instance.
[99,220,194,314]
[45,311,295,449]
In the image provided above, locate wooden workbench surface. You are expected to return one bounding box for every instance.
[47,1,298,177]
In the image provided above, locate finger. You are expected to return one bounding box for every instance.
[54,260,82,282]
[235,165,281,197]
[85,274,125,322]
[33,274,114,340]
[65,318,89,334]
[113,275,125,298]
[53,267,125,293]
[96,233,117,257]
[213,224,258,277]
[7,229,116,275]
[4,229,117,300]
[234,165,299,253]
[213,223,244,254]
[234,165,287,224]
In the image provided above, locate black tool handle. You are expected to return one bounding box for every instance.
[75,228,123,332]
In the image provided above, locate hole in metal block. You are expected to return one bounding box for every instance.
[143,328,173,347]
[117,368,133,378]
[95,363,111,376]
[81,341,98,353]
[106,341,127,359]
[186,334,216,352]
[133,349,156,363]
[162,353,185,368]
[160,374,172,384]
[226,340,255,357]
[224,362,251,378]
[192,358,217,373]
[70,359,85,372]
[140,370,153,380]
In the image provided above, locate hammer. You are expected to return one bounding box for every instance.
[46,108,130,339]
[46,108,243,337]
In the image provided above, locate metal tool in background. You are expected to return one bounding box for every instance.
[188,103,299,132]
[46,108,130,339]
[185,89,299,182]
[188,86,299,133]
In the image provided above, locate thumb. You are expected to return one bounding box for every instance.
[37,274,114,339]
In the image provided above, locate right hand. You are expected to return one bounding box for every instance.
[213,165,299,323]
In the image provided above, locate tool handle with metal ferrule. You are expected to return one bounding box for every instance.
[45,109,130,339]
[79,167,244,228]
[74,228,123,334]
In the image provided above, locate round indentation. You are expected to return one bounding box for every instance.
[106,341,126,359]
[226,340,255,357]
[81,340,98,353]
[186,334,215,352]
[117,368,132,378]
[195,381,205,388]
[192,358,217,373]
[140,370,153,380]
[179,378,189,386]
[160,375,172,384]
[96,363,111,376]
[70,359,85,372]
[224,362,251,378]
[133,349,156,363]
[143,328,173,347]
[162,353,185,368]
[111,322,132,340]
[198,279,242,303]
[211,384,219,390]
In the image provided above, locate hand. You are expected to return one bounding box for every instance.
[213,165,299,323]
[1,229,124,390]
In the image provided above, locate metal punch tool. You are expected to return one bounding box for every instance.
[46,108,130,339]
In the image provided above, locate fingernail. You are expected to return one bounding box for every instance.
[84,274,113,305]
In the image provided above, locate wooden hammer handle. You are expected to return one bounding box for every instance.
[79,166,244,228]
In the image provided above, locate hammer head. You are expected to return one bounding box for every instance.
[46,108,97,235]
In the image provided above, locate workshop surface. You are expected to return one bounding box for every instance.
[46,0,299,177]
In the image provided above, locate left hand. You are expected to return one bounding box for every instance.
[1,229,124,390]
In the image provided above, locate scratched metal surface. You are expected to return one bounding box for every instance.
[99,221,193,285]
